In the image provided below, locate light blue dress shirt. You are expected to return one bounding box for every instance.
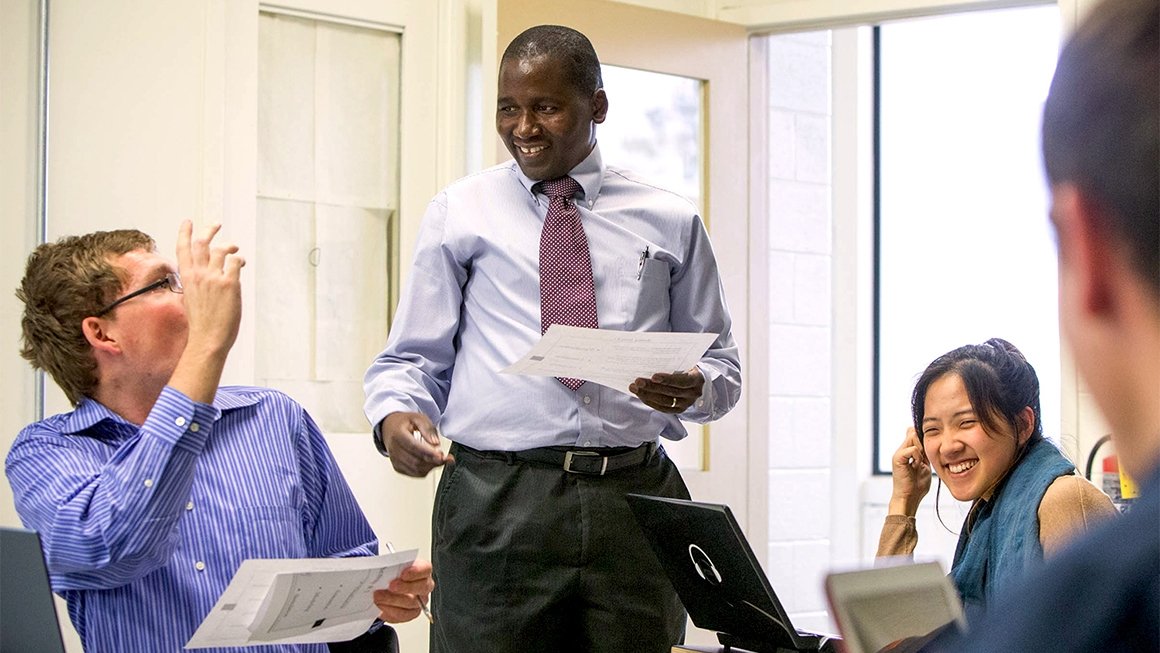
[364,145,742,451]
[5,386,378,652]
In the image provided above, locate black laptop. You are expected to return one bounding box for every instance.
[1,527,69,653]
[626,494,839,653]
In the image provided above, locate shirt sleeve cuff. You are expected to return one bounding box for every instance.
[680,363,716,419]
[143,386,220,455]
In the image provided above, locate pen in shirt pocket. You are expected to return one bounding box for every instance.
[636,246,650,280]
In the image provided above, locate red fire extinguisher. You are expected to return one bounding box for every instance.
[1085,434,1139,513]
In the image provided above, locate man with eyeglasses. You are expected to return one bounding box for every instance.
[5,222,433,652]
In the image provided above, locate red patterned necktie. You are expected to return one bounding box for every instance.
[538,175,599,390]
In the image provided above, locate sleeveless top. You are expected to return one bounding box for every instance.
[949,437,1075,609]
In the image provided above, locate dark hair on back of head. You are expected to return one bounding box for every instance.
[17,230,156,405]
[1042,0,1159,298]
[502,25,603,97]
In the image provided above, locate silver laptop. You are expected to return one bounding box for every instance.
[1,526,68,653]
[824,561,965,653]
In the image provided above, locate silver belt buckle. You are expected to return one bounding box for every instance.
[563,450,608,475]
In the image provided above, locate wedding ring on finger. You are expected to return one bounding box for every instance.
[671,397,678,409]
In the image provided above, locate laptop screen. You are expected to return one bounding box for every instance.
[824,561,964,653]
[625,493,824,652]
[1,527,68,653]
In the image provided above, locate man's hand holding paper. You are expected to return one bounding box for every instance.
[186,549,427,648]
[500,325,717,407]
[375,557,435,624]
[629,367,705,413]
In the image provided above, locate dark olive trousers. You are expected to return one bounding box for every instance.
[430,442,689,653]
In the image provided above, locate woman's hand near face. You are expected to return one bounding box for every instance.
[888,427,932,517]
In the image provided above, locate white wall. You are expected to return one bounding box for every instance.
[761,28,838,633]
[0,0,41,530]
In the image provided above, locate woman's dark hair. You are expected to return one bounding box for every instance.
[912,337,1043,449]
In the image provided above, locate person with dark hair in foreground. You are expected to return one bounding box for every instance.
[364,24,741,653]
[7,222,433,652]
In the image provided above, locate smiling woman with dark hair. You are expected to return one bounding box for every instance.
[876,338,1116,610]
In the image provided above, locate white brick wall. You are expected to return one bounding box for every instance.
[765,29,838,634]
[768,397,832,468]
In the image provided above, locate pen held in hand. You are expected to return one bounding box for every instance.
[384,541,434,624]
[413,428,450,465]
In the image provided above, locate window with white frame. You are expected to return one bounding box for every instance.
[874,5,1063,473]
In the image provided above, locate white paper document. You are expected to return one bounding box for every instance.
[500,325,718,394]
[185,550,416,649]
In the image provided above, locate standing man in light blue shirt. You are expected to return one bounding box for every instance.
[364,24,741,653]
[7,222,434,652]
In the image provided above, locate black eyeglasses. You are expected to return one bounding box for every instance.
[94,272,184,316]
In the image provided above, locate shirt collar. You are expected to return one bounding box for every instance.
[1140,456,1160,494]
[212,388,261,412]
[62,387,259,435]
[62,398,126,435]
[514,142,605,206]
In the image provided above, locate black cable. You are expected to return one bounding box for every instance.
[1084,434,1113,481]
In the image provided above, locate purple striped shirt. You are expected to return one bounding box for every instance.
[5,386,378,652]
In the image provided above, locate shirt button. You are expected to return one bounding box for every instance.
[175,416,187,427]
[696,399,705,408]
[583,396,591,405]
[189,422,200,433]
[143,479,154,488]
[186,501,194,511]
[195,561,206,571]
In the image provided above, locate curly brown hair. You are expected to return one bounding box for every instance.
[17,230,156,405]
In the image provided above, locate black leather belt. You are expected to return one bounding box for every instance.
[457,442,657,476]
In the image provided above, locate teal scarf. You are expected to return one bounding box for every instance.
[949,437,1075,609]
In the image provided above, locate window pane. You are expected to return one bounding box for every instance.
[876,6,1062,473]
[600,64,707,470]
[599,65,702,208]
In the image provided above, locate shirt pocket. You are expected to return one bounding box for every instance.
[240,506,306,559]
[607,256,671,330]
